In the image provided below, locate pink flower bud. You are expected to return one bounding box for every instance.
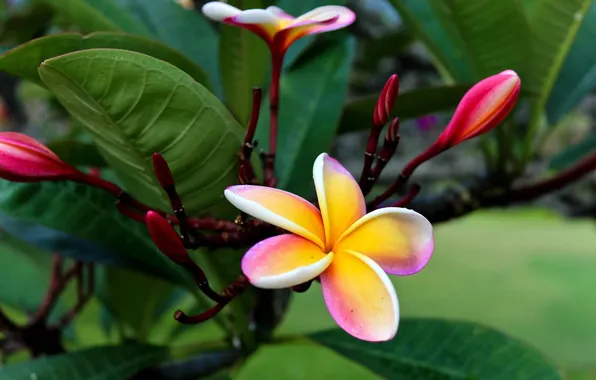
[0,132,79,181]
[373,74,399,126]
[437,70,520,148]
[145,211,187,263]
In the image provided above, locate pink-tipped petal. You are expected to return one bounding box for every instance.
[313,153,366,251]
[202,2,241,21]
[334,208,434,276]
[291,6,355,29]
[266,5,295,20]
[275,6,355,51]
[0,132,78,181]
[225,185,325,248]
[440,70,520,146]
[321,251,399,342]
[232,9,282,24]
[242,234,332,289]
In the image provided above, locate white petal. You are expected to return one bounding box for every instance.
[202,2,241,21]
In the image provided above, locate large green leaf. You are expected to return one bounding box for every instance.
[0,1,54,44]
[108,0,221,95]
[388,0,475,82]
[546,1,596,124]
[38,49,243,216]
[220,0,269,124]
[0,180,195,289]
[95,266,178,340]
[41,0,122,33]
[79,0,151,35]
[0,32,209,88]
[0,343,167,379]
[429,0,530,79]
[339,84,470,134]
[0,231,52,313]
[524,0,591,97]
[47,139,107,167]
[256,37,355,197]
[310,319,562,379]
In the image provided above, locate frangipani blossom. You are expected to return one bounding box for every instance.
[201,2,355,55]
[225,153,434,342]
[0,132,79,181]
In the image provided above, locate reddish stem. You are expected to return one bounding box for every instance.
[264,53,284,187]
[361,118,400,197]
[359,123,382,187]
[369,143,442,209]
[239,88,263,185]
[390,184,421,207]
[510,152,596,201]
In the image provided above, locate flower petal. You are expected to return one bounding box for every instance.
[242,234,332,289]
[321,251,399,342]
[276,6,355,50]
[225,185,325,248]
[334,208,433,275]
[313,153,366,250]
[291,6,355,30]
[266,5,295,20]
[201,2,241,21]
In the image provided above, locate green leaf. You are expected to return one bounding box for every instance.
[256,37,355,197]
[0,2,54,44]
[0,32,210,88]
[47,139,107,167]
[80,0,152,35]
[0,343,168,379]
[524,0,591,97]
[0,230,52,313]
[429,0,530,79]
[109,0,221,95]
[546,1,596,124]
[0,180,195,289]
[310,319,562,379]
[220,0,269,124]
[95,266,178,340]
[549,133,596,170]
[388,0,475,82]
[338,84,470,134]
[38,49,243,216]
[41,0,122,33]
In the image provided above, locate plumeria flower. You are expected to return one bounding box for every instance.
[202,2,355,56]
[225,153,434,342]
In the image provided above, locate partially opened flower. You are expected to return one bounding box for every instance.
[225,153,433,341]
[0,132,79,181]
[436,70,520,149]
[202,2,355,55]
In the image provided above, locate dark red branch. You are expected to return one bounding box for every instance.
[264,53,284,187]
[56,263,94,328]
[509,152,596,201]
[239,88,262,185]
[152,153,205,247]
[174,275,249,325]
[361,117,400,197]
[390,184,421,207]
